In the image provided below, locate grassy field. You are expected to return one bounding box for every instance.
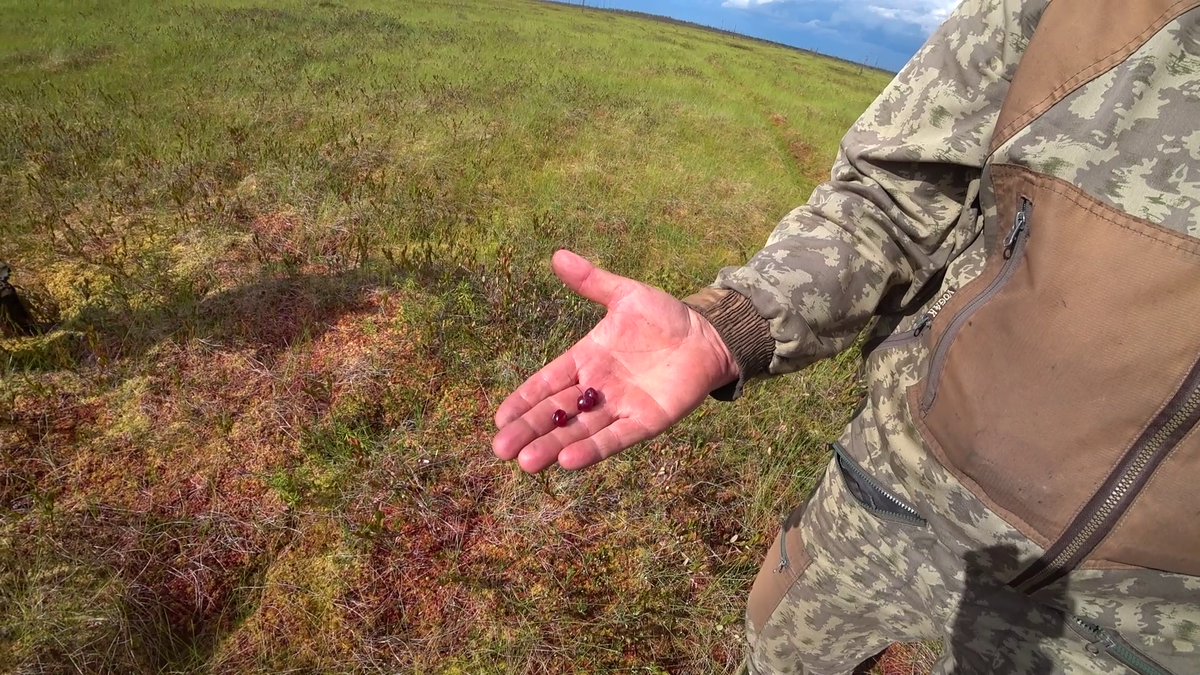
[0,1,935,672]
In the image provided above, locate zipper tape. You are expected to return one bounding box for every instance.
[831,442,926,526]
[1068,615,1178,675]
[1012,351,1200,592]
[921,196,1032,414]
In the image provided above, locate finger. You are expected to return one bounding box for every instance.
[515,404,623,473]
[494,349,580,429]
[556,418,655,471]
[492,381,587,461]
[551,249,636,309]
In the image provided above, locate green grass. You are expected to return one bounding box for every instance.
[0,0,901,672]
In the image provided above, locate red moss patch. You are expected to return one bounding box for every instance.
[248,210,355,274]
[875,642,941,675]
[249,211,304,262]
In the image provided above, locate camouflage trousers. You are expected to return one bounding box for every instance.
[743,453,1182,675]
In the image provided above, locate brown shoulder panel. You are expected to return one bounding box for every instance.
[990,0,1200,155]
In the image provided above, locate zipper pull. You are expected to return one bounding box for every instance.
[1004,198,1031,258]
[912,286,955,337]
[774,519,791,573]
[1070,615,1107,655]
[912,314,933,336]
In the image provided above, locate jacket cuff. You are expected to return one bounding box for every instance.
[681,288,774,401]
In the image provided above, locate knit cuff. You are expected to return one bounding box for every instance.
[681,288,774,401]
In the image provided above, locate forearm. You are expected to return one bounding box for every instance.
[689,0,1046,394]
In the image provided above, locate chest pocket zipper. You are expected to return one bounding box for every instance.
[862,284,958,357]
[921,196,1032,414]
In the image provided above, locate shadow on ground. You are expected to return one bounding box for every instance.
[86,269,380,361]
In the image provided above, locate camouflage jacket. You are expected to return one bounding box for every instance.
[685,0,1200,663]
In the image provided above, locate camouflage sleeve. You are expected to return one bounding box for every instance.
[685,0,1047,399]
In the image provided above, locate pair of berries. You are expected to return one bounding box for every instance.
[552,387,598,427]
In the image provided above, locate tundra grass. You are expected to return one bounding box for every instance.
[0,1,913,672]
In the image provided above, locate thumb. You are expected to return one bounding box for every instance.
[551,249,636,308]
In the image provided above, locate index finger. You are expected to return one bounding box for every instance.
[494,349,580,428]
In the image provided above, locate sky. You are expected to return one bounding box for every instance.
[550,0,961,72]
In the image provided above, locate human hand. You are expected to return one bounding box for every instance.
[492,250,739,473]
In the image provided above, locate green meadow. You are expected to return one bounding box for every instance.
[0,0,935,672]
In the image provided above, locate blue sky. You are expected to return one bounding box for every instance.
[550,0,960,71]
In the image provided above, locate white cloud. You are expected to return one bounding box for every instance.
[721,0,783,8]
[724,0,961,36]
[865,0,959,33]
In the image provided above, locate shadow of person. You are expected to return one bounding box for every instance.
[944,544,1067,674]
[69,268,380,364]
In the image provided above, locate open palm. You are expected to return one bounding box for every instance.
[492,250,738,473]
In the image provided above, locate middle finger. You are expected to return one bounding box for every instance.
[492,383,587,460]
[516,399,618,473]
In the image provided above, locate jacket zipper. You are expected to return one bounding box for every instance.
[1010,353,1200,593]
[1067,615,1178,675]
[774,519,791,573]
[832,441,926,525]
[870,285,958,351]
[921,197,1032,414]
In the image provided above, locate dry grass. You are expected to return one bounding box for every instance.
[872,642,944,675]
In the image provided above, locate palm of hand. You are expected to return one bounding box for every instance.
[492,251,737,473]
[584,287,721,422]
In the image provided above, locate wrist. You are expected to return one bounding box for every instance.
[681,288,774,400]
[695,312,741,390]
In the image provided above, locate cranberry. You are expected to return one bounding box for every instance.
[577,387,599,412]
[552,409,568,427]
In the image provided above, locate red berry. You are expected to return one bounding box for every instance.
[552,409,568,427]
[577,394,594,412]
[583,387,598,404]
